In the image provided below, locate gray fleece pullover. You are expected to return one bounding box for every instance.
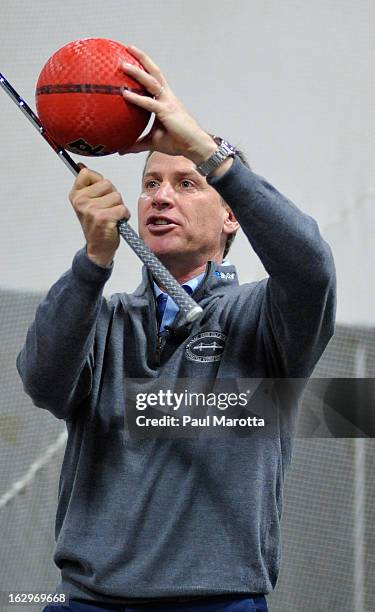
[16,156,336,605]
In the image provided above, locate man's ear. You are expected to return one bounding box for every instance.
[223,207,240,236]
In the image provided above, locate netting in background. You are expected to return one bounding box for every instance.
[0,288,374,612]
[0,291,65,611]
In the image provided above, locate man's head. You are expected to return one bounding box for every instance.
[137,151,239,274]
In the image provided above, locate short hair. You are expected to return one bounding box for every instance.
[141,146,251,260]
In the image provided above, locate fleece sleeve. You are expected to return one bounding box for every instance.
[16,248,113,420]
[208,156,336,377]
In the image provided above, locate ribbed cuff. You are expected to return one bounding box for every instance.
[72,247,113,286]
[206,155,245,187]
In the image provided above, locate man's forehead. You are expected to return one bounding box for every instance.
[144,152,200,176]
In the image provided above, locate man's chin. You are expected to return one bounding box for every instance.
[150,248,182,265]
[142,236,181,260]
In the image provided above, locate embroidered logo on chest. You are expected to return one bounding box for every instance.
[185,331,227,363]
[215,271,236,280]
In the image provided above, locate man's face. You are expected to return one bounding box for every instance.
[137,152,231,266]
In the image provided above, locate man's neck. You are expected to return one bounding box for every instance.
[173,263,208,285]
[157,254,222,286]
[156,262,207,286]
[155,245,226,285]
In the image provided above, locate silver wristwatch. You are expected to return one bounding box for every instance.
[196,136,237,177]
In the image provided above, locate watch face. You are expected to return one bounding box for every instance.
[223,140,237,153]
[211,135,236,153]
[218,138,236,154]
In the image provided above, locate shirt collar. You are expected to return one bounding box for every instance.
[153,271,206,298]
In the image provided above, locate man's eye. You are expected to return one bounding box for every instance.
[145,180,158,189]
[180,180,194,188]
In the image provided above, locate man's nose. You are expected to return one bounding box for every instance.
[152,183,174,208]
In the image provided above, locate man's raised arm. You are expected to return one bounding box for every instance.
[207,157,336,377]
[17,167,130,420]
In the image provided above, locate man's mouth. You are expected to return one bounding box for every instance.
[146,215,179,233]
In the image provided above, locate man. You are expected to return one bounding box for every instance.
[17,46,336,611]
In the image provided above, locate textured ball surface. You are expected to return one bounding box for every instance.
[36,38,151,156]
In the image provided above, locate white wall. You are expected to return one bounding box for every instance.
[1,0,374,324]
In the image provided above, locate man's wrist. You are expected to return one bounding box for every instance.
[187,132,217,166]
[86,246,114,269]
[188,132,236,178]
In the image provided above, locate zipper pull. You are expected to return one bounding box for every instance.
[155,333,166,366]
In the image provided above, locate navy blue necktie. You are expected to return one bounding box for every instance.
[156,293,168,327]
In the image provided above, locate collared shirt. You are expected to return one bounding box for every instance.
[152,260,231,333]
[153,272,205,333]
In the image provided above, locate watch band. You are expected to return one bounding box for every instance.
[196,137,237,177]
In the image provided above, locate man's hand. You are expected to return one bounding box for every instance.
[119,45,217,165]
[69,166,130,268]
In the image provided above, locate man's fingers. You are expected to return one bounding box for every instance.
[70,176,121,209]
[122,87,161,113]
[67,168,130,267]
[122,62,166,98]
[74,167,104,189]
[77,179,118,200]
[127,45,168,86]
[95,203,131,224]
[122,48,169,116]
[90,191,128,213]
[74,190,128,215]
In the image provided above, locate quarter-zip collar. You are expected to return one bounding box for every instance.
[134,260,239,302]
[130,261,239,360]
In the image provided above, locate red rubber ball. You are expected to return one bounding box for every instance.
[35,38,151,156]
